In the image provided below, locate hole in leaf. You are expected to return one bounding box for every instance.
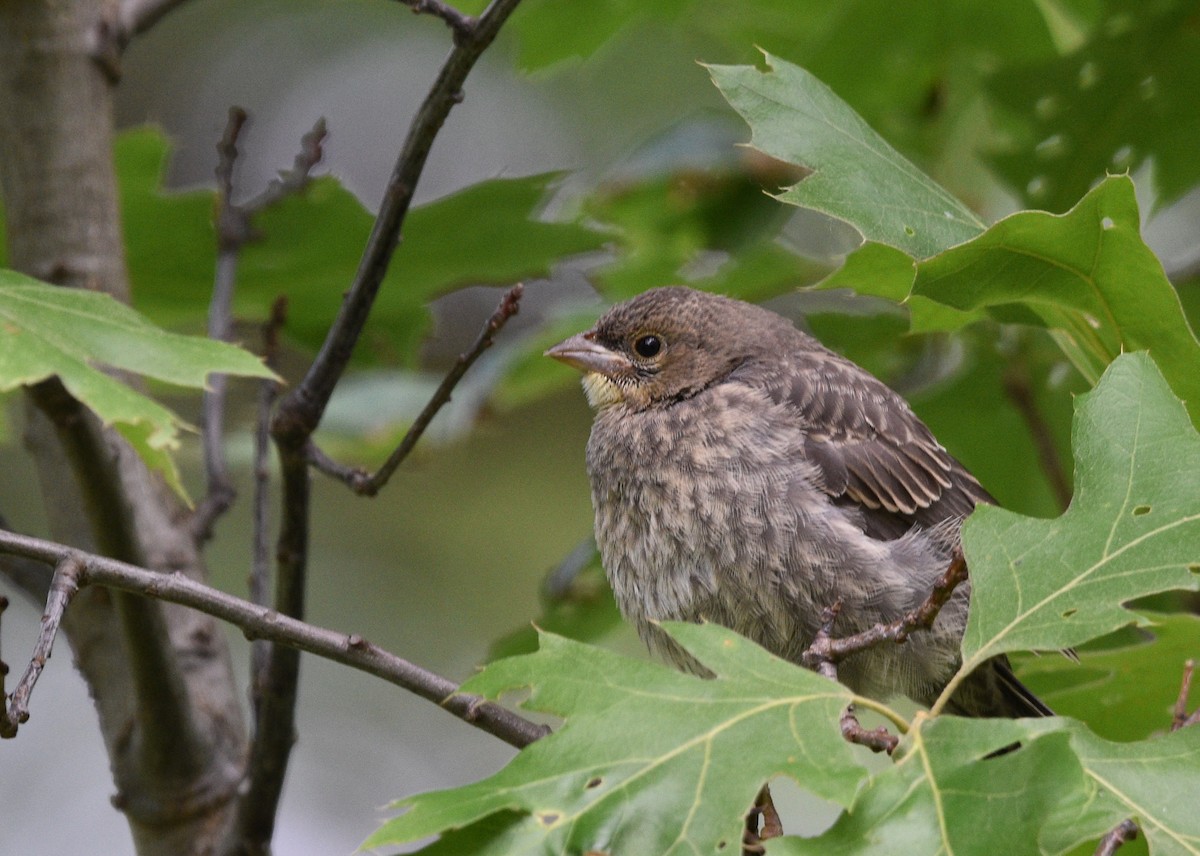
[536,812,561,827]
[585,777,603,789]
[717,841,728,850]
[1133,504,1151,516]
[1189,563,1200,574]
[1062,608,1078,618]
[903,225,915,236]
[1101,217,1115,230]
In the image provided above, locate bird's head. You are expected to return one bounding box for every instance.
[545,287,790,411]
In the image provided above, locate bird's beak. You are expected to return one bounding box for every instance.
[544,332,629,377]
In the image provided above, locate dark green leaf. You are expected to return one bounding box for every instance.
[117,128,604,361]
[709,52,984,259]
[988,0,1200,211]
[947,353,1200,701]
[913,177,1200,424]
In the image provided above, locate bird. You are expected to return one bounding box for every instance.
[546,286,1050,718]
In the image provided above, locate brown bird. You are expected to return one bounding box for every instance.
[547,286,1050,718]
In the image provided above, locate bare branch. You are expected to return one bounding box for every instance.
[391,0,474,40]
[251,2,524,850]
[270,0,524,449]
[1,557,83,737]
[250,298,288,717]
[0,528,548,749]
[1003,364,1072,511]
[1174,659,1197,731]
[839,704,899,754]
[1093,819,1139,856]
[803,550,968,671]
[192,112,326,545]
[311,283,525,495]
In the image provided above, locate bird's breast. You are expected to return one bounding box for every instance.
[584,385,823,651]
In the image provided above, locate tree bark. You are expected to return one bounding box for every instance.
[0,2,247,854]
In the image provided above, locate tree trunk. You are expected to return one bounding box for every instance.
[0,2,247,854]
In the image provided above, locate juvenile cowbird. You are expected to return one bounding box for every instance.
[547,286,1050,718]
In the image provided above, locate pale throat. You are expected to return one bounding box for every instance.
[582,372,625,410]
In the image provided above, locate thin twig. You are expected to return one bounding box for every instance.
[0,528,548,749]
[1174,659,1198,731]
[0,595,10,736]
[839,704,899,754]
[1093,819,1139,856]
[251,3,523,850]
[310,283,525,495]
[803,550,968,670]
[270,0,524,450]
[1,557,83,737]
[192,112,326,545]
[250,298,288,718]
[1003,364,1072,512]
[392,0,474,41]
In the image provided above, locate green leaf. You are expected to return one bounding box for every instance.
[947,353,1200,698]
[366,622,867,855]
[708,52,984,259]
[117,127,604,361]
[1016,612,1200,742]
[0,271,276,496]
[1040,722,1200,856]
[988,0,1200,212]
[913,177,1200,426]
[770,718,1093,856]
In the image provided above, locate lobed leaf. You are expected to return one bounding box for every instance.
[913,177,1200,424]
[708,52,984,259]
[0,270,275,496]
[365,622,868,855]
[949,353,1200,693]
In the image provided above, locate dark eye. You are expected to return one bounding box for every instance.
[633,334,662,358]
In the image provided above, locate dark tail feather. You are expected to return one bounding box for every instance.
[946,656,1054,718]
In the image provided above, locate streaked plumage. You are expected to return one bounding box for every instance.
[547,286,1049,718]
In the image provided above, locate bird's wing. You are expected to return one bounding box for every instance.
[755,349,992,529]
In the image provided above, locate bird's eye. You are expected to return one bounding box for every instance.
[633,334,662,358]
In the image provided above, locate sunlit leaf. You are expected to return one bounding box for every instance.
[0,270,275,496]
[366,622,869,855]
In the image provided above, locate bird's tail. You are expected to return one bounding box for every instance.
[945,655,1053,718]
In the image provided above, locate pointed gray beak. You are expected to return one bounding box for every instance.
[545,332,631,377]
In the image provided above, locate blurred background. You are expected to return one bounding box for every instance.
[3,0,1200,852]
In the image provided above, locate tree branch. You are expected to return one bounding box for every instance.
[192,110,326,545]
[1173,659,1198,731]
[250,298,288,718]
[803,550,968,670]
[1,557,83,737]
[0,528,548,749]
[249,1,525,851]
[309,283,524,495]
[801,551,967,754]
[1002,363,1072,512]
[1093,819,1139,856]
[391,0,474,41]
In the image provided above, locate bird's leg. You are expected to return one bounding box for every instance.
[742,783,783,855]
